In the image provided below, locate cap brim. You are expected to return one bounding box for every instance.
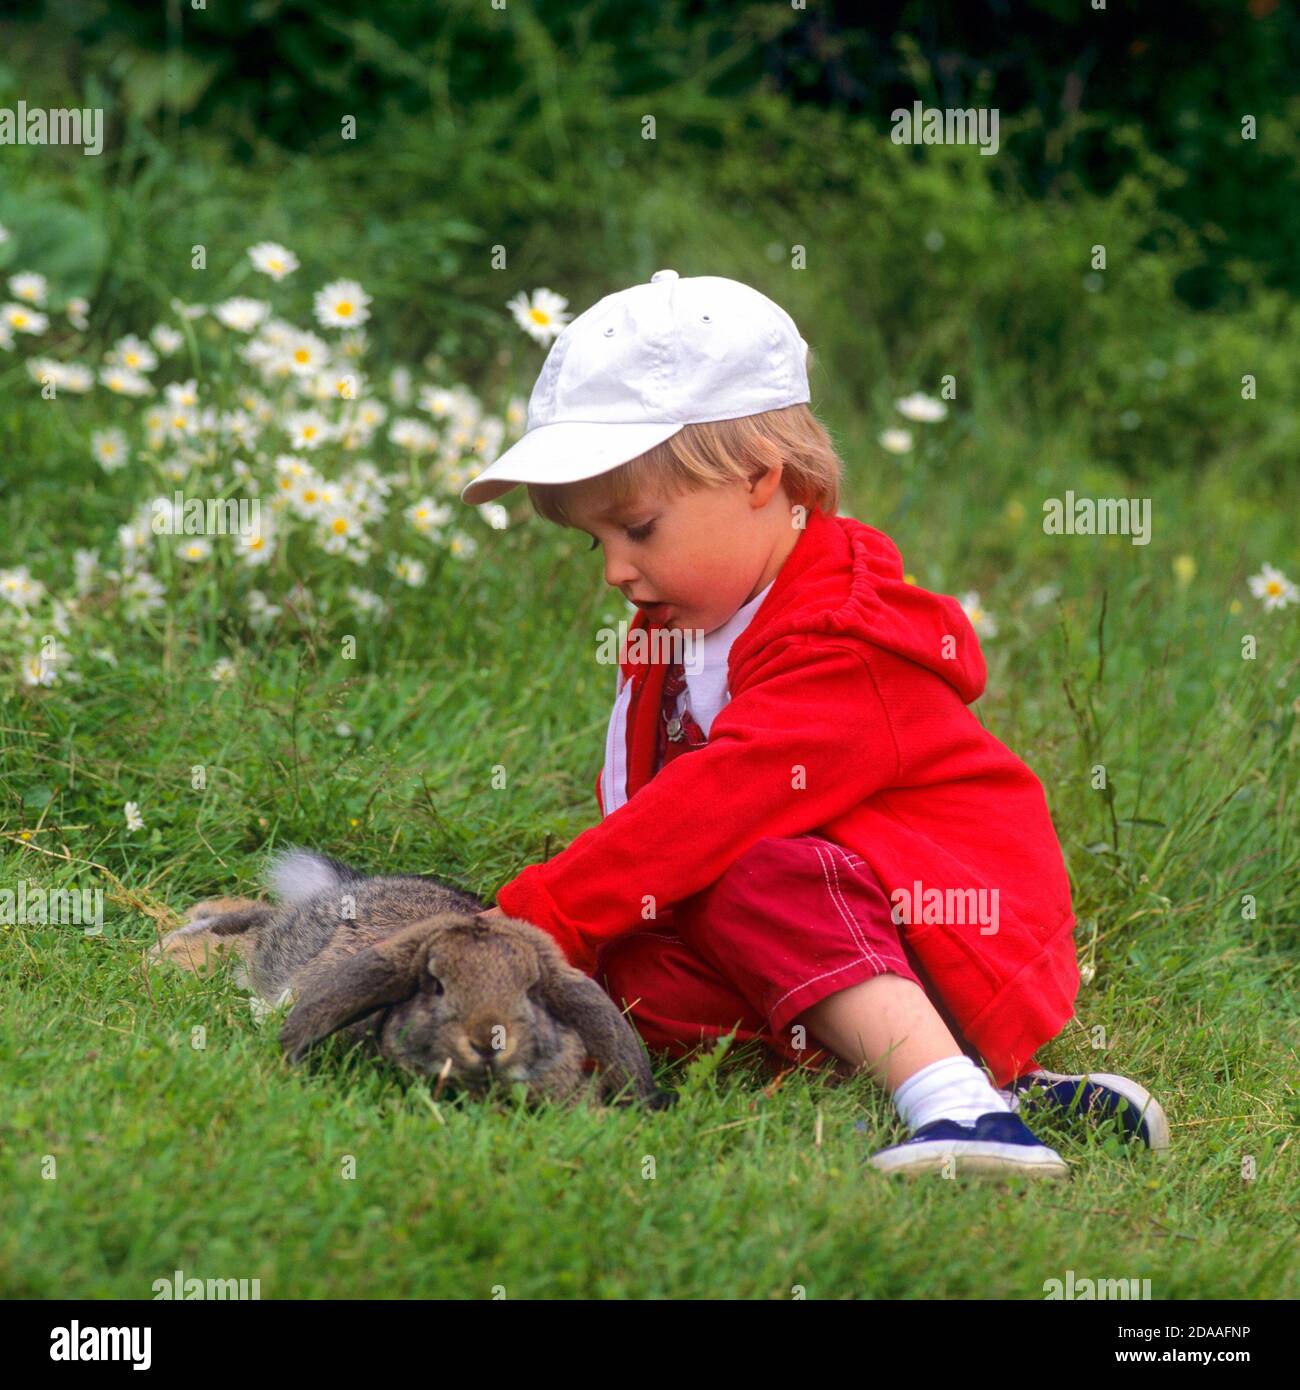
[459,419,686,506]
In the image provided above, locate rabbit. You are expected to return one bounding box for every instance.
[149,848,674,1109]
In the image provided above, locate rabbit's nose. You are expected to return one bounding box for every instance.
[470,1040,498,1063]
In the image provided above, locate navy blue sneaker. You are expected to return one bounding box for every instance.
[865,1111,1069,1178]
[1005,1069,1170,1150]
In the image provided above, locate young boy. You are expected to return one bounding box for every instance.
[461,270,1168,1176]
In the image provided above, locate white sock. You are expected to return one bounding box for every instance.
[892,1055,1012,1133]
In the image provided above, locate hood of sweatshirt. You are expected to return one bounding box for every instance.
[620,507,986,705]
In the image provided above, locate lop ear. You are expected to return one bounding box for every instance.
[279,919,442,1064]
[534,951,671,1107]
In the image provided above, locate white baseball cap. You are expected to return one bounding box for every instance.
[459,269,810,506]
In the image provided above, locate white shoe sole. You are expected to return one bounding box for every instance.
[870,1141,1070,1179]
[1023,1069,1171,1151]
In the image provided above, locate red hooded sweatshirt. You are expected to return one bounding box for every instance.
[495,507,1079,1086]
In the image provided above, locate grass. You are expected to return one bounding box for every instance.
[1,442,1296,1298]
[0,56,1297,1297]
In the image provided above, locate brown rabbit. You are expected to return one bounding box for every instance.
[150,848,673,1109]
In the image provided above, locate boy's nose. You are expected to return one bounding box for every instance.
[604,555,641,590]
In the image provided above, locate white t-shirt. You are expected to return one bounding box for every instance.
[599,580,776,818]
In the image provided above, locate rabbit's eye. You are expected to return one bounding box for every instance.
[428,974,445,996]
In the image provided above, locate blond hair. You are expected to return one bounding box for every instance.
[525,402,842,528]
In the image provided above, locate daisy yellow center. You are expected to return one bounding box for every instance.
[126,353,139,366]
[248,535,265,550]
[173,416,186,428]
[102,444,116,456]
[12,311,28,327]
[336,301,353,316]
[302,426,317,439]
[294,348,311,364]
[269,259,283,273]
[302,489,318,503]
[1266,580,1282,595]
[331,517,349,534]
[279,478,292,490]
[528,308,550,324]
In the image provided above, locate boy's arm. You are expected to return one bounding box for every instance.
[492,635,902,974]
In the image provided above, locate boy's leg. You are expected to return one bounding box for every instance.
[672,834,1067,1176]
[796,973,965,1092]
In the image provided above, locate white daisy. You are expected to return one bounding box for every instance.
[99,365,153,397]
[4,302,49,334]
[108,335,158,373]
[246,589,282,629]
[313,279,371,329]
[124,801,145,832]
[896,392,948,423]
[389,365,412,405]
[169,297,208,320]
[165,379,200,408]
[319,507,364,555]
[958,590,998,638]
[346,585,386,617]
[237,522,274,567]
[22,650,58,687]
[446,531,478,559]
[214,297,270,333]
[1248,564,1299,612]
[283,330,329,377]
[177,537,212,562]
[879,428,913,454]
[0,565,46,609]
[210,658,237,683]
[8,272,47,306]
[388,554,428,586]
[406,498,452,533]
[92,428,130,473]
[248,241,299,281]
[121,570,166,617]
[285,409,331,450]
[73,548,100,595]
[66,297,91,331]
[388,417,438,454]
[506,287,571,345]
[150,323,183,354]
[337,329,368,358]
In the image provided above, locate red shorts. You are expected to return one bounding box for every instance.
[595,833,973,1075]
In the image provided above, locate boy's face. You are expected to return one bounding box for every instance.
[567,468,798,638]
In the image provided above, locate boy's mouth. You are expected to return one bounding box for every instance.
[632,599,673,621]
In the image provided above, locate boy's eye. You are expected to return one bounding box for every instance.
[583,520,655,549]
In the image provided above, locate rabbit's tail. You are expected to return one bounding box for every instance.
[266,847,361,904]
